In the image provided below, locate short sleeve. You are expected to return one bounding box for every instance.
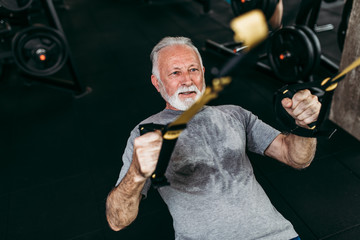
[245,112,280,155]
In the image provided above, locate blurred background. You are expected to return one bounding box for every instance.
[1,0,359,239]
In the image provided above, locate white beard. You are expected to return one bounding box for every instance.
[160,84,205,111]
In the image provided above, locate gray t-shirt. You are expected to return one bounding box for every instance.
[116,105,298,240]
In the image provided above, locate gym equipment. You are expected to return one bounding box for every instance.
[273,57,360,138]
[295,0,339,74]
[11,26,68,77]
[0,0,33,12]
[144,0,211,13]
[205,39,246,57]
[267,25,321,83]
[337,0,353,51]
[0,0,90,96]
[207,24,321,83]
[208,0,340,83]
[296,25,321,75]
[205,0,278,58]
[139,10,269,188]
[230,0,279,20]
[0,19,11,35]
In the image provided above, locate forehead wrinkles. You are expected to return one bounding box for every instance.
[158,45,201,70]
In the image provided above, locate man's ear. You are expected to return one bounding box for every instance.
[151,75,160,92]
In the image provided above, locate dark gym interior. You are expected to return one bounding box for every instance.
[1,0,360,239]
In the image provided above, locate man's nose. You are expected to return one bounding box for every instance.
[180,72,192,86]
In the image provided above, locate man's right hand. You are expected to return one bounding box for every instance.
[132,130,163,181]
[106,130,163,231]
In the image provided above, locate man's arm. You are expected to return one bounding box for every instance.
[265,89,320,169]
[269,0,283,29]
[265,132,316,169]
[106,131,162,231]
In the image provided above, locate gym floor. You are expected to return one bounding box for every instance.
[1,0,359,239]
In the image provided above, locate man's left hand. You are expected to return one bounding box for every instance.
[281,89,321,129]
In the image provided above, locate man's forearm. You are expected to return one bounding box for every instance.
[106,165,146,231]
[284,133,317,169]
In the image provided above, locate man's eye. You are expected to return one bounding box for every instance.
[171,71,180,75]
[190,68,199,72]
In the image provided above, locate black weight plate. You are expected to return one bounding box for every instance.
[12,26,68,77]
[267,26,315,83]
[0,0,33,12]
[296,25,321,76]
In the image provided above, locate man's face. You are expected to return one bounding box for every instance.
[151,44,205,111]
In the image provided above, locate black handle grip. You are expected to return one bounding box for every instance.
[139,123,186,188]
[139,123,166,135]
[138,123,169,188]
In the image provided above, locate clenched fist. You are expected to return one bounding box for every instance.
[281,89,321,129]
[132,130,163,181]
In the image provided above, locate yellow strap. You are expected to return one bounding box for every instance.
[320,57,360,91]
[332,57,360,82]
[165,10,268,132]
[168,77,231,128]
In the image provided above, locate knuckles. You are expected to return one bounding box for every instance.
[292,89,311,105]
[134,131,163,147]
[289,90,321,126]
[133,132,163,177]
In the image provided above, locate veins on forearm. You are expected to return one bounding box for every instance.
[106,189,139,230]
[285,134,316,169]
[106,170,144,230]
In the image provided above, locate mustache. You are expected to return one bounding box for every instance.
[175,85,201,95]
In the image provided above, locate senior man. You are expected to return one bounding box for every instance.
[106,36,320,240]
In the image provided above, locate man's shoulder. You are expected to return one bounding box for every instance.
[207,104,250,116]
[133,105,253,130]
[138,108,182,126]
[140,110,164,124]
